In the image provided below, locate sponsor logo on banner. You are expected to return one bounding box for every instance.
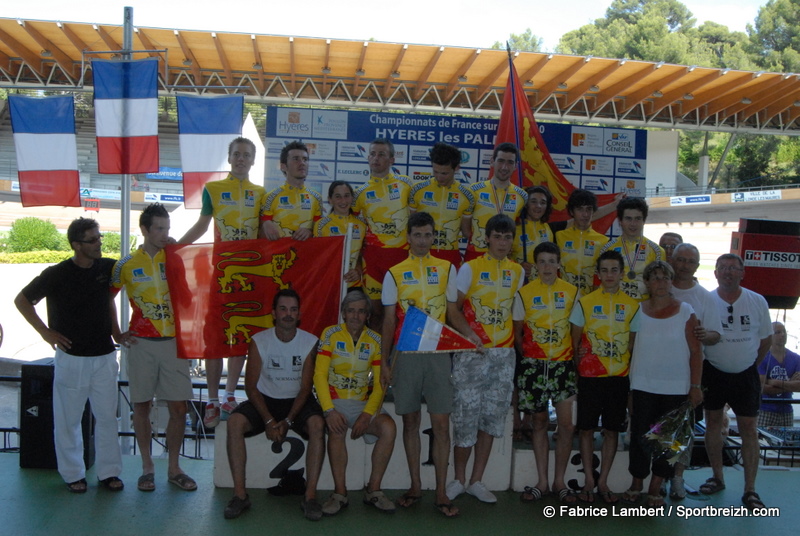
[670,195,711,206]
[732,190,782,203]
[277,109,312,136]
[744,250,800,269]
[604,130,636,156]
[312,110,348,139]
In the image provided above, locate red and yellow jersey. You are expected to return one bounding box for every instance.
[600,236,665,301]
[512,220,554,265]
[409,179,474,251]
[556,225,609,297]
[457,254,524,348]
[353,173,413,249]
[513,278,578,362]
[111,248,174,337]
[201,174,266,242]
[467,181,527,253]
[313,324,383,415]
[383,253,458,332]
[261,183,323,237]
[570,287,640,377]
[315,212,367,281]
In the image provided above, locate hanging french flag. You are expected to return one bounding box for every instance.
[177,95,244,209]
[396,306,477,353]
[8,95,80,208]
[92,58,159,174]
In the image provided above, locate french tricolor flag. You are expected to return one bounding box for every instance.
[177,95,244,209]
[93,58,159,174]
[396,306,476,353]
[8,95,80,207]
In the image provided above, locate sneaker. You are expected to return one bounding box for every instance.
[224,494,251,519]
[466,481,497,504]
[669,477,686,500]
[322,492,349,516]
[446,479,466,501]
[363,490,396,513]
[221,396,239,420]
[301,498,323,521]
[203,402,221,428]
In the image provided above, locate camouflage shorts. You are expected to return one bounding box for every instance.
[516,359,577,414]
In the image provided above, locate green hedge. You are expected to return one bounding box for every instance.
[7,217,67,253]
[0,251,122,264]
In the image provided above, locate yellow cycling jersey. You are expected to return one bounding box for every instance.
[315,212,367,279]
[313,324,383,415]
[570,287,640,377]
[409,179,474,250]
[201,174,266,241]
[600,236,665,301]
[467,181,527,253]
[514,278,578,362]
[383,253,457,325]
[556,225,609,297]
[111,248,174,337]
[513,220,554,265]
[353,173,413,248]
[457,253,524,348]
[261,183,323,237]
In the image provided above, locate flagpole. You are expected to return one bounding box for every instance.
[506,43,528,272]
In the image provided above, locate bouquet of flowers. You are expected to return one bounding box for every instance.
[643,400,695,466]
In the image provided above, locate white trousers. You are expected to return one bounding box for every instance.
[53,348,123,483]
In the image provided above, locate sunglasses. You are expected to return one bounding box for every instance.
[76,234,104,245]
[727,304,734,325]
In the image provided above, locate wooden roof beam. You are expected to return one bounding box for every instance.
[134,28,166,62]
[321,39,331,94]
[678,71,752,117]
[382,43,407,100]
[743,76,800,123]
[413,46,444,100]
[211,32,233,86]
[353,41,368,96]
[17,20,75,79]
[444,49,481,101]
[534,56,591,105]
[250,34,266,93]
[475,54,512,102]
[713,75,785,120]
[0,26,43,76]
[93,24,121,51]
[563,60,621,110]
[616,66,690,115]
[648,69,720,117]
[173,30,202,85]
[589,61,651,112]
[58,22,94,59]
[289,36,297,94]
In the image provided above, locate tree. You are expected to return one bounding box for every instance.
[748,0,800,71]
[492,28,543,52]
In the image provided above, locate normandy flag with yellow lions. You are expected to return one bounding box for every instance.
[495,50,617,233]
[165,237,345,359]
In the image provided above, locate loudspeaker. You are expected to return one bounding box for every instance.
[19,362,95,470]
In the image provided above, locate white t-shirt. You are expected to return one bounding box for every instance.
[630,301,695,395]
[253,328,318,399]
[704,287,772,373]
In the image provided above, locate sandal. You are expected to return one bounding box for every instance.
[99,476,124,491]
[699,477,725,495]
[598,490,618,504]
[521,486,545,502]
[577,489,595,503]
[397,492,422,508]
[742,491,765,509]
[646,494,665,507]
[168,473,197,491]
[557,488,578,504]
[66,478,87,494]
[137,473,155,492]
[435,502,459,518]
[621,488,642,504]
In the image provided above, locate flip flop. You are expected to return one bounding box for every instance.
[577,489,595,503]
[521,486,545,502]
[434,502,459,518]
[137,473,155,492]
[598,490,618,504]
[397,492,422,507]
[167,473,197,491]
[99,476,124,491]
[557,488,578,504]
[621,489,642,504]
[66,478,87,494]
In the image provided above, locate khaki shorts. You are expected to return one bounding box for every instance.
[126,337,192,404]
[331,399,387,444]
[392,351,453,415]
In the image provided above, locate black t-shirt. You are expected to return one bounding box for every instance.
[22,257,116,357]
